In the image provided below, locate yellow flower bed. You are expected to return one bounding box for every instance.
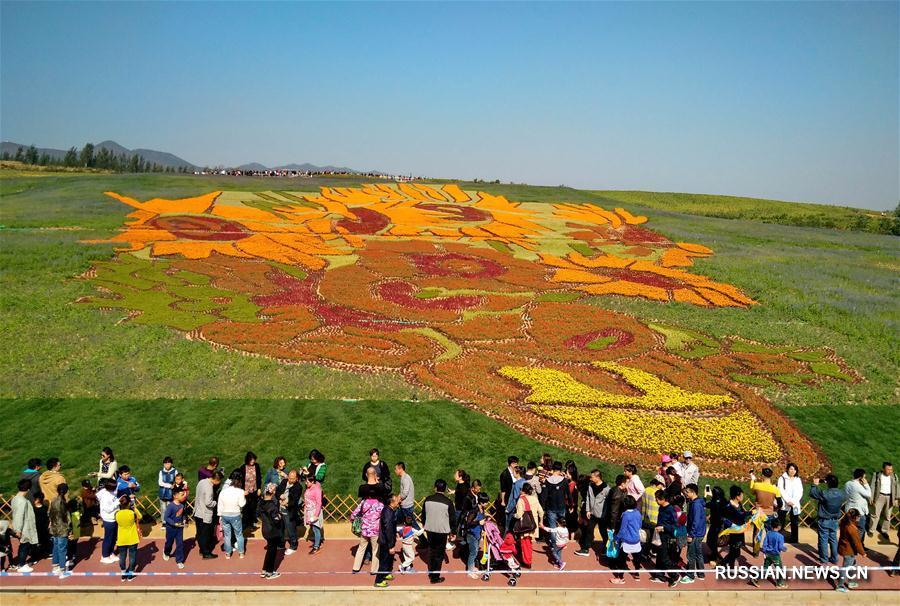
[499,362,732,410]
[533,406,781,461]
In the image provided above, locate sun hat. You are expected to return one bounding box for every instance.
[683,451,693,459]
[661,454,672,463]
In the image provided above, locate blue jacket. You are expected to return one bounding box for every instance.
[116,475,140,498]
[164,501,185,529]
[762,529,787,556]
[657,503,677,536]
[618,509,642,545]
[378,506,397,547]
[687,497,707,538]
[809,485,844,520]
[506,478,525,513]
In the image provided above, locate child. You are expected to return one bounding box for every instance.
[173,472,190,517]
[116,466,141,502]
[836,509,865,592]
[397,515,425,573]
[540,518,569,570]
[33,493,52,559]
[163,487,187,569]
[755,518,788,588]
[115,496,140,581]
[158,457,177,519]
[671,493,688,565]
[0,520,13,572]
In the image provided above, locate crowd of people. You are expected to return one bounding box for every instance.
[1,448,898,591]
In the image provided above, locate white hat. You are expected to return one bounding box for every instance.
[683,451,693,459]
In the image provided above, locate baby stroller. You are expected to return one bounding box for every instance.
[480,519,522,586]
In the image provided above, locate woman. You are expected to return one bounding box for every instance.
[259,483,283,579]
[461,480,485,576]
[513,482,544,568]
[451,469,470,546]
[564,461,580,533]
[610,495,642,584]
[705,485,727,563]
[115,496,140,582]
[350,487,384,575]
[777,463,802,544]
[837,509,864,592]
[304,475,324,554]
[304,450,327,484]
[237,451,261,531]
[721,486,750,568]
[198,456,220,482]
[89,448,118,487]
[265,456,288,489]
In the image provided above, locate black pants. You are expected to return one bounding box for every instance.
[722,535,744,568]
[579,516,604,551]
[195,518,214,556]
[777,509,799,543]
[653,535,678,583]
[612,548,642,579]
[263,537,279,573]
[427,532,448,581]
[375,544,394,583]
[243,493,259,529]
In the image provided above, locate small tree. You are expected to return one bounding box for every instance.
[80,143,95,168]
[64,147,78,167]
[14,146,24,162]
[25,145,39,164]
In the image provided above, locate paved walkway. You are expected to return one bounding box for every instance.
[1,530,898,592]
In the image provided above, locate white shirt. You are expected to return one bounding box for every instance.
[777,474,803,514]
[879,473,892,496]
[97,488,119,523]
[681,463,700,486]
[216,485,247,516]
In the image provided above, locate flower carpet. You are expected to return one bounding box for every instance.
[79,184,858,477]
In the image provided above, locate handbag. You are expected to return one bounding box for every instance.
[351,502,368,537]
[215,521,224,543]
[512,496,536,536]
[606,530,619,559]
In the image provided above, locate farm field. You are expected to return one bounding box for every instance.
[0,172,898,497]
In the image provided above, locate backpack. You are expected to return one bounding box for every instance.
[545,479,566,511]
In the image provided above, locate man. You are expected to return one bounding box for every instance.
[809,475,844,564]
[504,466,526,534]
[422,479,455,584]
[680,452,700,487]
[395,462,418,529]
[749,468,782,555]
[276,469,303,554]
[680,484,706,584]
[543,462,568,537]
[374,494,401,588]
[575,469,608,557]
[361,448,392,496]
[162,487,187,569]
[869,462,898,541]
[194,470,222,559]
[10,479,38,572]
[604,475,628,543]
[19,459,42,502]
[623,464,644,501]
[39,458,66,502]
[650,490,679,587]
[497,456,519,528]
[844,468,871,548]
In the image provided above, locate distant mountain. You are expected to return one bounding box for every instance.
[238,161,359,173]
[1,140,197,169]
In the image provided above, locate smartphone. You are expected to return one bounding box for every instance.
[704,484,711,498]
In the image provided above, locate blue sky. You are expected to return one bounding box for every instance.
[1,1,897,210]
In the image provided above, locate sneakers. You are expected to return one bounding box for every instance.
[309,548,320,556]
[259,572,268,578]
[446,541,454,550]
[667,579,679,588]
[836,586,848,593]
[558,562,566,571]
[847,581,859,589]
[680,576,695,584]
[430,576,446,584]
[285,549,295,556]
[177,563,185,570]
[610,578,626,584]
[574,550,590,557]
[375,580,389,588]
[267,572,281,580]
[384,574,394,581]
[51,566,62,575]
[100,556,117,564]
[239,552,245,559]
[202,554,218,560]
[18,565,34,573]
[649,577,665,584]
[162,554,170,562]
[59,570,72,580]
[468,572,480,579]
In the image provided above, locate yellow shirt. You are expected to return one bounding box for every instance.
[115,509,140,546]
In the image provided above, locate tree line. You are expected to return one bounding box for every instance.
[2,143,192,174]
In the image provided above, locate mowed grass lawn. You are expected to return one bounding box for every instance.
[1,172,898,495]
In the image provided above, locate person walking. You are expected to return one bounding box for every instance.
[575,469,609,557]
[162,487,187,569]
[777,463,803,544]
[217,474,247,559]
[753,518,788,588]
[422,479,455,584]
[49,483,72,578]
[705,485,727,564]
[720,486,750,569]
[237,452,261,532]
[303,475,324,554]
[836,509,865,592]
[513,482,543,569]
[809,475,844,564]
[11,479,38,572]
[193,470,222,559]
[844,469,871,548]
[259,483,284,579]
[395,462,417,529]
[350,487,384,575]
[374,494,401,587]
[115,496,140,582]
[276,469,302,555]
[680,483,706,584]
[543,462,567,547]
[650,490,679,587]
[869,462,898,542]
